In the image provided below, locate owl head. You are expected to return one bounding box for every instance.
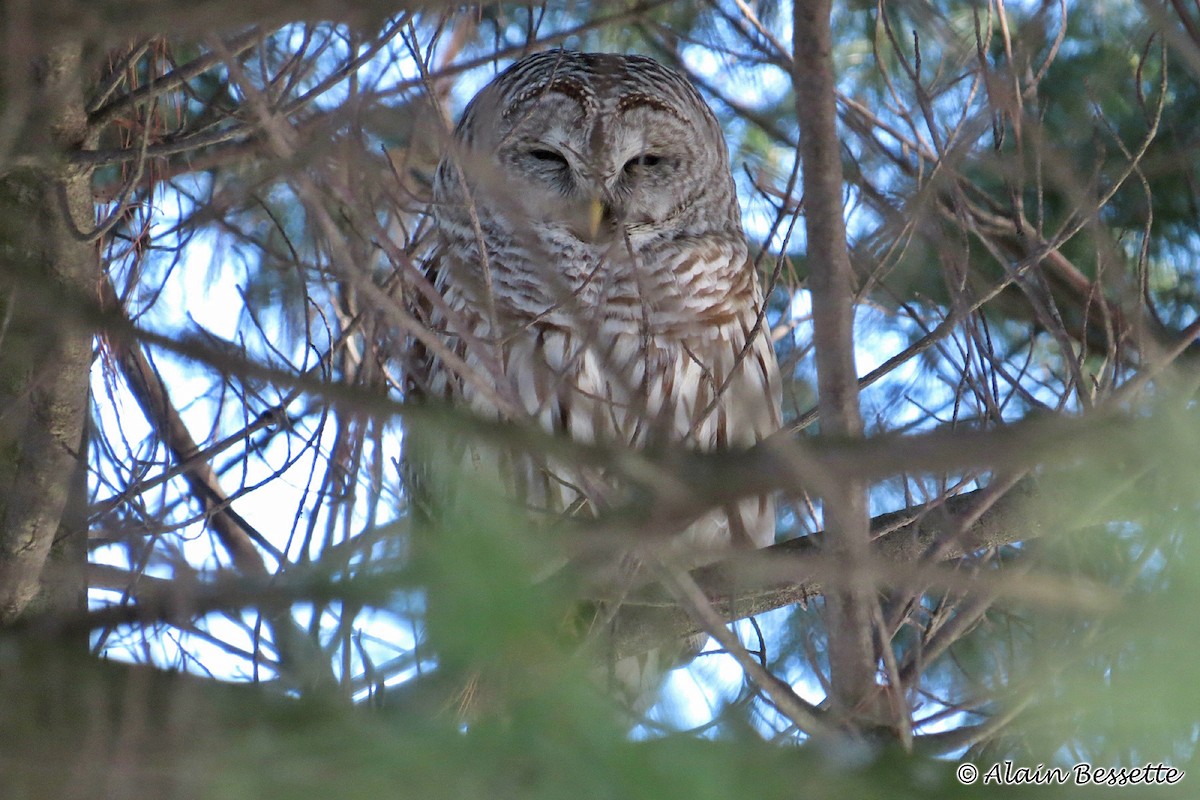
[433,51,742,251]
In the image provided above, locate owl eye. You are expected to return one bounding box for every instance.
[528,148,569,167]
[623,154,664,173]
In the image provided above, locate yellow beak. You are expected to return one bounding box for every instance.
[587,197,605,240]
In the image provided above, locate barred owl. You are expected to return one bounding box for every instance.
[412,50,780,701]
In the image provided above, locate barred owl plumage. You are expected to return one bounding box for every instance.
[414,51,781,700]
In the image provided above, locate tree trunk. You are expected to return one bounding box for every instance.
[0,42,95,624]
[793,0,878,722]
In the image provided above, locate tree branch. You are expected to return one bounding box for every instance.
[97,276,332,689]
[793,0,876,719]
[67,482,1063,676]
[606,482,1050,661]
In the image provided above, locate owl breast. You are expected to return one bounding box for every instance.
[426,243,779,561]
[437,216,758,334]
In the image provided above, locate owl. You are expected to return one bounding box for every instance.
[410,50,781,702]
